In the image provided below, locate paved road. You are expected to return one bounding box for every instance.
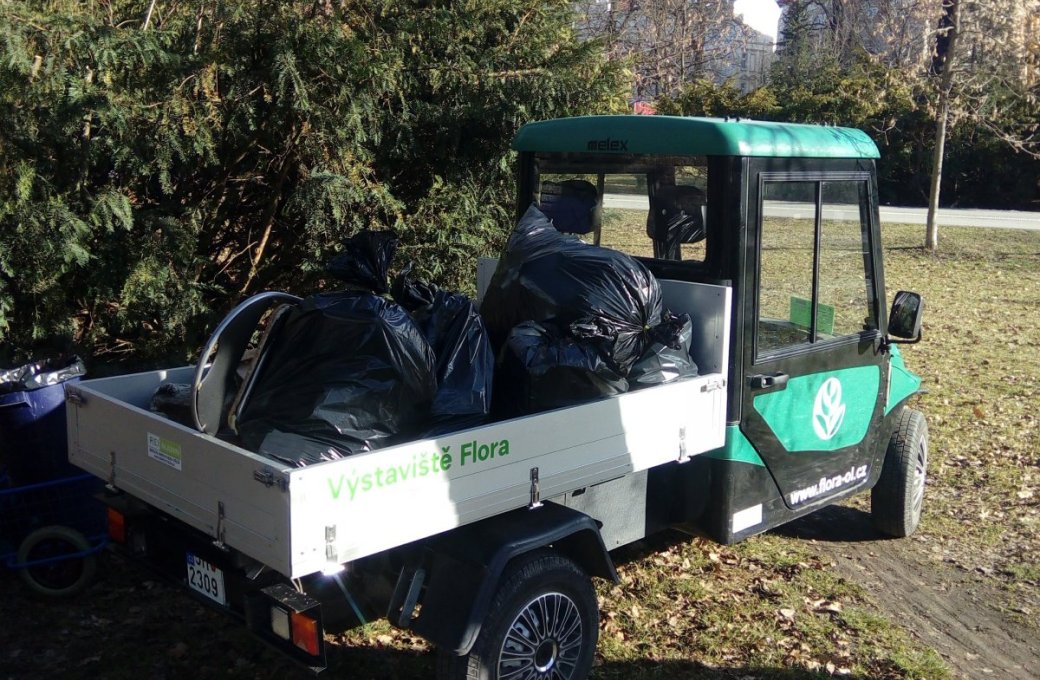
[603,194,1040,231]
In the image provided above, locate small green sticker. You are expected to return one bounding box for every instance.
[148,433,183,471]
[789,297,811,328]
[789,296,834,335]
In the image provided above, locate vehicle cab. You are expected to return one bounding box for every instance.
[512,115,927,542]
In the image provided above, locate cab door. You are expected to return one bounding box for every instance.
[740,165,887,510]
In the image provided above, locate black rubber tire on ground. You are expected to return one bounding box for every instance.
[16,525,97,597]
[872,407,929,537]
[437,550,599,680]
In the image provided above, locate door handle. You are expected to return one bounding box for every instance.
[749,372,789,390]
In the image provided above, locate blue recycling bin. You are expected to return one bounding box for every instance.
[0,357,86,485]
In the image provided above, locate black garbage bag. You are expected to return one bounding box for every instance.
[481,205,663,375]
[629,311,699,387]
[646,185,706,242]
[237,291,438,465]
[646,185,706,260]
[149,383,195,427]
[236,231,438,466]
[494,320,628,418]
[326,229,398,293]
[538,179,599,234]
[392,267,494,434]
[249,427,362,468]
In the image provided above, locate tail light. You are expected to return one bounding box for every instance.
[107,507,126,544]
[246,583,326,670]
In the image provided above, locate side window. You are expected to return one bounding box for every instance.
[757,181,816,353]
[757,178,877,359]
[819,182,877,338]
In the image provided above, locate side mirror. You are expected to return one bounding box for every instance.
[887,291,924,343]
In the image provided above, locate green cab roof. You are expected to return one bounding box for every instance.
[512,115,880,159]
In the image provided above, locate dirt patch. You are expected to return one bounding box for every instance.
[780,505,1040,680]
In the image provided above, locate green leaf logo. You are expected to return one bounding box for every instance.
[812,378,846,441]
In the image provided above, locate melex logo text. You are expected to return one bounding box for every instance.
[586,138,629,152]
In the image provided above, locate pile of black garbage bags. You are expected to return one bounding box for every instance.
[189,206,697,468]
[234,231,494,467]
[481,205,697,418]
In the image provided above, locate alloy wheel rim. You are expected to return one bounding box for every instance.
[912,439,927,517]
[497,591,583,680]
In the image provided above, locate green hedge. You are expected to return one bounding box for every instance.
[0,1,626,367]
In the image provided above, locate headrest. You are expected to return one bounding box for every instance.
[539,180,599,234]
[653,184,706,213]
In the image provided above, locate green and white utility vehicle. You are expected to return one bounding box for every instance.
[66,116,927,679]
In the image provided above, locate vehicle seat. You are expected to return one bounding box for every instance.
[191,291,301,435]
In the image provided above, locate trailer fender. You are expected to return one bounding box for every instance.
[404,501,617,656]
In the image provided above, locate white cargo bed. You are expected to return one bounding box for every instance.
[67,280,730,579]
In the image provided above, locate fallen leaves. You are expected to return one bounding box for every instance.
[589,536,924,677]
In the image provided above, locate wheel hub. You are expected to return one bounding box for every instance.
[533,639,558,672]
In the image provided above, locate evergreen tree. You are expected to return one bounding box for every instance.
[0,1,626,365]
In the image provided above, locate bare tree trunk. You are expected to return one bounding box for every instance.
[240,153,294,295]
[925,0,959,251]
[142,0,158,30]
[925,94,948,251]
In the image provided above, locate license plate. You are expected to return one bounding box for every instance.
[186,552,226,606]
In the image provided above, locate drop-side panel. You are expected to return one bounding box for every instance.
[68,282,732,579]
[288,373,726,576]
[67,367,293,572]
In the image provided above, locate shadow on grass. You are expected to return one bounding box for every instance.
[322,644,432,679]
[592,658,874,679]
[322,646,874,680]
[607,526,713,565]
[772,504,889,544]
[885,244,934,251]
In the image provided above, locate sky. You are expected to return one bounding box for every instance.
[733,0,782,41]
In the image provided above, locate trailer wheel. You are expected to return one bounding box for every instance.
[872,407,928,537]
[437,550,598,680]
[16,525,97,597]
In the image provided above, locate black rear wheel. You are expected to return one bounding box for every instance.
[437,551,598,680]
[872,407,928,537]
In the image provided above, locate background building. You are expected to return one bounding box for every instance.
[575,0,778,100]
